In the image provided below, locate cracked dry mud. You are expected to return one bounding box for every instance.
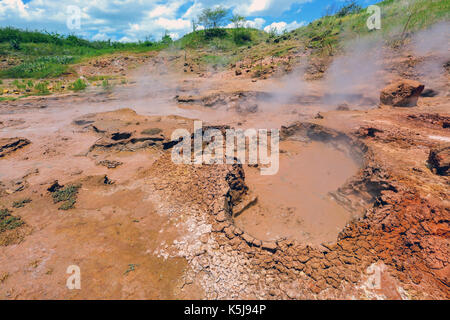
[0,49,449,300]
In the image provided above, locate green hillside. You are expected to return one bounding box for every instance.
[0,0,448,82]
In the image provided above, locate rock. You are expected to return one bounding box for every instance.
[235,69,242,76]
[428,146,450,176]
[216,211,228,222]
[47,180,63,192]
[314,112,324,119]
[241,233,254,245]
[355,126,384,138]
[103,175,114,185]
[261,241,277,251]
[252,239,262,247]
[380,79,424,107]
[97,159,123,169]
[232,194,257,217]
[0,137,31,158]
[336,103,349,111]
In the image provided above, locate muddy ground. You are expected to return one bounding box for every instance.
[0,46,449,300]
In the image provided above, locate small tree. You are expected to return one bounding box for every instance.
[9,38,21,50]
[230,14,246,29]
[336,1,362,17]
[267,27,277,38]
[191,19,198,32]
[161,31,172,44]
[198,7,228,29]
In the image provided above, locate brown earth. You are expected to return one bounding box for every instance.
[0,43,449,300]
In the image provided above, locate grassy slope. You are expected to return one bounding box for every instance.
[0,28,168,79]
[169,0,449,75]
[0,0,448,83]
[281,0,450,57]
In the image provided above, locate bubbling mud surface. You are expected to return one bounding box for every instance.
[234,140,360,245]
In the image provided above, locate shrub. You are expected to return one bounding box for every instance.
[12,198,32,208]
[1,56,73,78]
[69,78,87,91]
[204,28,227,40]
[336,1,362,17]
[34,81,50,94]
[0,208,24,233]
[102,79,112,90]
[9,39,20,50]
[51,184,81,210]
[233,29,252,45]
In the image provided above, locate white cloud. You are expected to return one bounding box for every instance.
[182,2,203,20]
[148,2,182,18]
[0,0,29,18]
[0,0,311,41]
[263,20,306,34]
[154,17,191,30]
[225,17,265,29]
[245,17,265,29]
[233,0,312,17]
[119,36,135,43]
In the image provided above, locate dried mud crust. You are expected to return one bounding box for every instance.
[72,108,195,155]
[149,121,448,299]
[0,137,31,158]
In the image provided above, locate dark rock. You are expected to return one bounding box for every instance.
[428,146,450,176]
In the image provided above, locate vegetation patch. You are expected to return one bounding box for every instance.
[124,263,138,275]
[0,208,24,233]
[0,27,169,79]
[34,81,50,95]
[12,198,32,208]
[51,184,81,210]
[69,78,87,91]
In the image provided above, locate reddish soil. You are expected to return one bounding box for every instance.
[0,45,448,300]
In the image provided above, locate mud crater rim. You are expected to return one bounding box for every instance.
[220,122,371,249]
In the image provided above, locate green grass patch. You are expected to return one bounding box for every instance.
[69,78,87,91]
[287,0,450,56]
[0,55,74,78]
[51,184,81,210]
[12,198,32,208]
[201,54,233,67]
[0,27,169,79]
[0,208,24,233]
[0,97,17,101]
[102,79,113,90]
[176,28,267,50]
[34,81,50,95]
[87,75,115,81]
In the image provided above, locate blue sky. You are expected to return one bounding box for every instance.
[0,0,379,42]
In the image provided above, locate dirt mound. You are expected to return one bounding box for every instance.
[175,91,268,113]
[407,113,450,129]
[72,108,194,154]
[380,79,425,107]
